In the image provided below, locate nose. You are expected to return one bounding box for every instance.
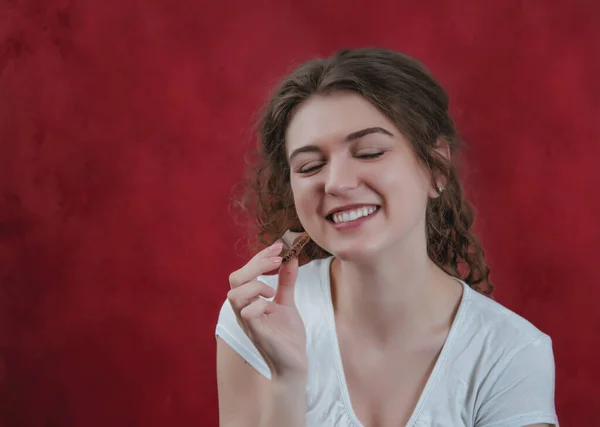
[324,157,359,195]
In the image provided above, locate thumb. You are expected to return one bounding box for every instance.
[274,256,299,306]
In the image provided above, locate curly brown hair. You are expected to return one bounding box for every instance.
[232,47,494,296]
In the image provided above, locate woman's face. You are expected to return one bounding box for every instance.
[285,92,439,262]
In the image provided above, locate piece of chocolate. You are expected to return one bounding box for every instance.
[279,230,311,262]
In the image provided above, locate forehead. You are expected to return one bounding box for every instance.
[285,92,397,152]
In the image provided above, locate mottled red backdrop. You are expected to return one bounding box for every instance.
[1,0,599,426]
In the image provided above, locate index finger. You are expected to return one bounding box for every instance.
[228,242,284,289]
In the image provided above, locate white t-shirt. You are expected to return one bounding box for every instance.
[216,256,559,427]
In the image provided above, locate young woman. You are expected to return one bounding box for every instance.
[216,48,558,427]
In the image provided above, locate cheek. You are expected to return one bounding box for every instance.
[370,165,412,195]
[371,161,431,205]
[290,180,315,219]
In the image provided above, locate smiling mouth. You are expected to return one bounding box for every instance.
[326,206,381,224]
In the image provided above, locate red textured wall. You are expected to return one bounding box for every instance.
[1,1,599,426]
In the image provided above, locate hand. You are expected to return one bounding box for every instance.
[227,242,308,381]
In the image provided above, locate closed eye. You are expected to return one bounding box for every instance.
[297,163,324,174]
[296,153,384,174]
[357,152,384,159]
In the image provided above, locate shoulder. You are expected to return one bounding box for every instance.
[441,283,558,425]
[447,282,556,379]
[461,283,553,354]
[458,287,559,425]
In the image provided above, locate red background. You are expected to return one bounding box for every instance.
[1,0,599,425]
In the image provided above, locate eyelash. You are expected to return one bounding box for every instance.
[297,152,384,174]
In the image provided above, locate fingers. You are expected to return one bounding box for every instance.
[274,256,299,306]
[227,280,276,316]
[240,298,271,320]
[228,242,284,289]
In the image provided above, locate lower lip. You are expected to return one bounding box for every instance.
[328,208,380,231]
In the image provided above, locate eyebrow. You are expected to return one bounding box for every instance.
[288,126,394,162]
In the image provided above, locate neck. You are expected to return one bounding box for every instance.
[330,234,462,346]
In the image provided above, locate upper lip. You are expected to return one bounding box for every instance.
[325,204,380,217]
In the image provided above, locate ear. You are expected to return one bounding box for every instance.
[428,138,451,198]
[434,137,451,162]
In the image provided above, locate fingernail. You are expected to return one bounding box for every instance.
[269,256,282,264]
[270,242,283,252]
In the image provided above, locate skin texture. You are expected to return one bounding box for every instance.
[287,93,437,264]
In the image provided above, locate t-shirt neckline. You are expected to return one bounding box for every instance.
[319,256,472,427]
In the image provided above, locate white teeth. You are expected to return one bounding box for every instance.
[332,206,378,224]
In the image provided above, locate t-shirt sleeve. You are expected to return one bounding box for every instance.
[475,335,559,427]
[215,275,274,380]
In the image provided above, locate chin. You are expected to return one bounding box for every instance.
[328,245,380,264]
